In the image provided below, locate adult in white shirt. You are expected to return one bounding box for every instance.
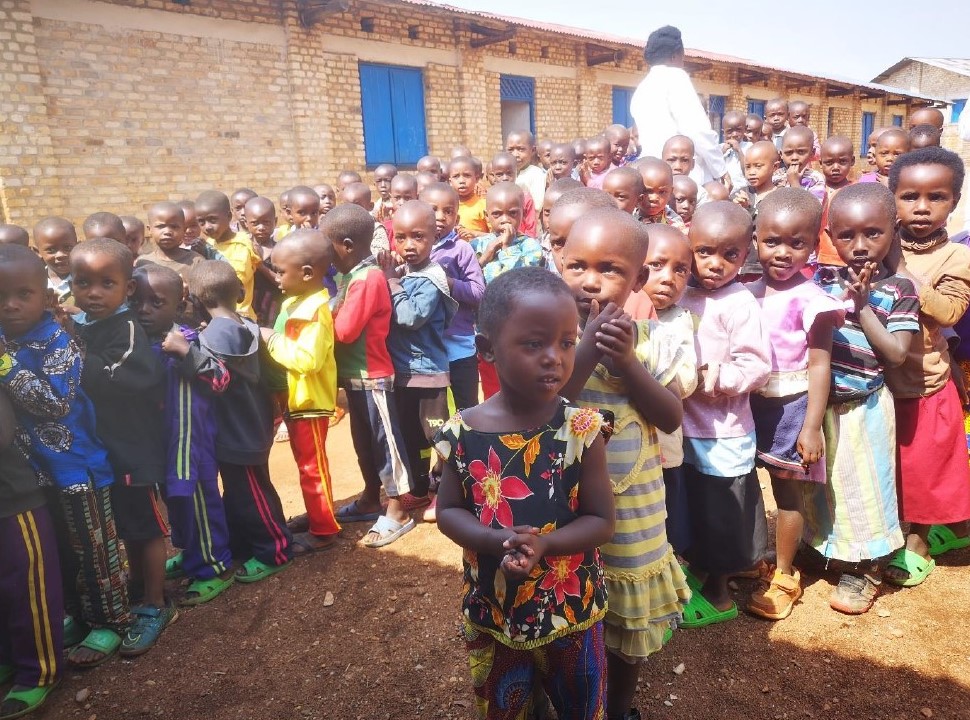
[630,25,731,191]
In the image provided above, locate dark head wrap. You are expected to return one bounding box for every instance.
[643,25,684,64]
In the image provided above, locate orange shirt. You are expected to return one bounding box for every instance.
[458,196,489,235]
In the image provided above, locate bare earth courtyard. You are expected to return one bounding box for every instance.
[39,421,970,720]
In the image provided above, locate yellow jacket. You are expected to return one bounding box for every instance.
[266,289,336,416]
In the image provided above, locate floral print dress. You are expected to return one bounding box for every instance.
[434,400,609,649]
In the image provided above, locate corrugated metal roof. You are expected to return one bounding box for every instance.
[390,0,945,103]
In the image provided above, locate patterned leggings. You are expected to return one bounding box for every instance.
[464,621,606,720]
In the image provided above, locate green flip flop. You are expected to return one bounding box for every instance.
[234,556,290,584]
[165,552,185,580]
[67,627,122,669]
[680,592,739,629]
[1,683,58,720]
[180,575,235,606]
[927,525,970,557]
[63,616,89,648]
[885,548,935,588]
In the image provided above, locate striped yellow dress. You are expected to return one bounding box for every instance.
[578,320,691,662]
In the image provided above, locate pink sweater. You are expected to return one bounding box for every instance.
[680,282,771,439]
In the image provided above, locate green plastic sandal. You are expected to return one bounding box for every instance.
[234,557,290,584]
[165,552,185,580]
[62,616,88,648]
[885,549,935,588]
[67,627,122,669]
[927,525,970,557]
[180,575,234,607]
[0,683,58,720]
[680,593,739,629]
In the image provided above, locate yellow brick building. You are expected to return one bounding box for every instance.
[0,0,948,227]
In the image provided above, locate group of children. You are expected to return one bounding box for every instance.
[0,99,968,720]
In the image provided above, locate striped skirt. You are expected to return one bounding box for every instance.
[802,385,904,562]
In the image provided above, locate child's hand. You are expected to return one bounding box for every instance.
[785,162,803,187]
[162,328,191,358]
[796,426,824,465]
[579,160,591,186]
[581,300,623,346]
[377,249,403,279]
[456,225,473,241]
[595,314,636,371]
[733,190,750,209]
[500,530,547,581]
[53,306,77,337]
[845,262,874,314]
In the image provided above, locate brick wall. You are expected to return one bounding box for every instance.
[0,0,947,229]
[879,62,968,102]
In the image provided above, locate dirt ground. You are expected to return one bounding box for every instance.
[38,418,970,720]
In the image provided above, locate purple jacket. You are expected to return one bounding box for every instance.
[431,230,485,342]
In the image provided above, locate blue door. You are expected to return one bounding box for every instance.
[709,95,727,140]
[612,86,634,127]
[747,99,766,118]
[359,63,428,166]
[861,111,876,157]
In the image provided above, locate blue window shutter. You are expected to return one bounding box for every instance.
[892,114,904,127]
[389,66,428,165]
[747,99,766,117]
[359,63,394,166]
[953,99,967,123]
[500,75,535,134]
[612,86,634,126]
[709,95,727,141]
[861,112,876,157]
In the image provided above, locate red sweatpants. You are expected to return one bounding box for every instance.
[287,415,341,537]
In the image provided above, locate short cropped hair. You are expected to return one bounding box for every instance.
[320,203,378,246]
[0,243,47,279]
[829,182,897,225]
[756,187,824,237]
[82,212,126,242]
[553,187,617,211]
[71,237,134,279]
[189,259,242,309]
[133,263,183,299]
[888,145,965,195]
[477,266,573,338]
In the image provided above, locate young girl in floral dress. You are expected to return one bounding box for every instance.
[435,266,616,720]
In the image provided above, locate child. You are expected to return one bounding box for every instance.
[606,124,632,168]
[802,183,918,613]
[177,200,223,262]
[581,135,613,190]
[634,158,686,232]
[670,175,699,227]
[779,127,825,201]
[816,136,856,270]
[69,239,172,657]
[884,147,970,586]
[546,187,616,275]
[744,114,765,146]
[678,201,771,627]
[560,210,689,720]
[32,217,77,308]
[336,170,363,192]
[276,189,293,240]
[548,142,577,183]
[662,135,696,180]
[787,101,820,158]
[603,166,645,215]
[449,156,489,239]
[385,174,418,242]
[120,215,146,257]
[82,212,127,244]
[261,231,341,554]
[131,265,234,606]
[189,260,294,579]
[764,98,789,151]
[416,155,444,180]
[909,106,945,130]
[745,189,845,620]
[373,163,398,222]
[537,138,554,169]
[721,111,748,190]
[340,182,390,255]
[859,128,910,185]
[506,129,548,213]
[287,185,322,231]
[380,201,458,526]
[246,195,284,327]
[468,182,544,400]
[0,223,28,246]
[639,226,697,554]
[135,201,203,280]
[0,390,63,718]
[415,171,438,197]
[910,123,943,149]
[540,179,584,270]
[737,140,781,210]
[196,190,262,320]
[490,151,538,237]
[323,204,413,536]
[435,266,614,720]
[0,245,129,668]
[422,183,485,412]
[230,188,257,232]
[314,184,337,216]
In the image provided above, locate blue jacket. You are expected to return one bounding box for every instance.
[0,312,114,491]
[387,270,455,385]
